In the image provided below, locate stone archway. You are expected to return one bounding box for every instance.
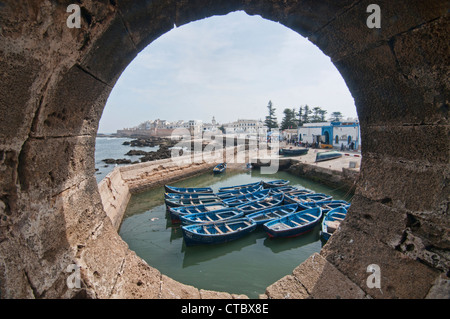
[0,1,448,299]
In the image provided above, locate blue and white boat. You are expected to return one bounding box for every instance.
[263,207,322,238]
[237,193,285,215]
[299,200,350,214]
[216,184,262,199]
[315,151,343,162]
[269,186,298,194]
[180,208,244,225]
[213,163,227,174]
[321,207,348,241]
[247,203,299,225]
[164,185,214,194]
[218,181,261,193]
[222,189,270,207]
[284,192,332,204]
[168,203,229,222]
[164,196,224,208]
[181,218,257,246]
[262,179,290,188]
[164,192,219,200]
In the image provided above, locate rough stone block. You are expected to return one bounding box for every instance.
[357,155,448,212]
[309,0,448,62]
[393,16,450,115]
[116,0,176,51]
[344,195,407,249]
[0,55,36,141]
[361,124,449,164]
[110,250,162,299]
[335,44,443,126]
[292,253,366,299]
[77,215,130,299]
[79,15,138,85]
[321,225,439,298]
[264,275,309,299]
[31,65,112,138]
[199,289,233,299]
[17,135,96,196]
[160,274,201,299]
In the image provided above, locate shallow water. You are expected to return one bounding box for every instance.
[119,168,352,298]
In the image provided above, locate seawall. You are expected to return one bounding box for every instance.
[98,146,242,230]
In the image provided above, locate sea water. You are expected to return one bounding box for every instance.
[94,136,158,182]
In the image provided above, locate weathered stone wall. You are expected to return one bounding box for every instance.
[0,0,448,299]
[97,167,131,231]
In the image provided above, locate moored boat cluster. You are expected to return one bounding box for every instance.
[164,180,350,246]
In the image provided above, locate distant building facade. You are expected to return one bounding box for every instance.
[297,120,360,150]
[222,119,267,136]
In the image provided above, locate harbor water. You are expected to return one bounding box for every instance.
[96,137,352,298]
[119,170,352,298]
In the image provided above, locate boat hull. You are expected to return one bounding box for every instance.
[280,148,309,156]
[222,189,270,207]
[165,197,224,208]
[164,185,214,194]
[237,193,285,215]
[180,208,244,225]
[182,218,257,246]
[263,207,322,238]
[218,181,261,192]
[321,207,347,241]
[168,203,229,222]
[213,163,227,174]
[315,151,343,162]
[247,203,298,225]
[262,179,290,188]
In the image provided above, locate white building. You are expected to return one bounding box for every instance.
[223,119,267,136]
[298,121,361,150]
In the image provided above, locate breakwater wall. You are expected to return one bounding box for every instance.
[98,146,243,230]
[252,156,359,194]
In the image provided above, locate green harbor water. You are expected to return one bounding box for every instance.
[118,168,353,298]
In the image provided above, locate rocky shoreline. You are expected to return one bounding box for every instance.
[102,137,178,165]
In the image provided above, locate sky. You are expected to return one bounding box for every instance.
[98,11,357,134]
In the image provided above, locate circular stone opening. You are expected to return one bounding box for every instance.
[1,1,447,299]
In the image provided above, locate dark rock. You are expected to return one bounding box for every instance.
[102,158,132,164]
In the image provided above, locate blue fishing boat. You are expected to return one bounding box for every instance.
[262,179,290,188]
[181,218,257,246]
[180,208,244,225]
[237,193,285,215]
[168,203,229,222]
[247,203,299,225]
[269,186,298,194]
[164,185,214,194]
[284,189,313,196]
[279,147,309,156]
[218,181,261,192]
[222,189,270,207]
[165,196,224,208]
[299,200,350,214]
[315,151,343,162]
[164,192,219,200]
[263,207,323,238]
[321,207,347,241]
[284,192,332,204]
[213,163,227,174]
[216,184,262,199]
